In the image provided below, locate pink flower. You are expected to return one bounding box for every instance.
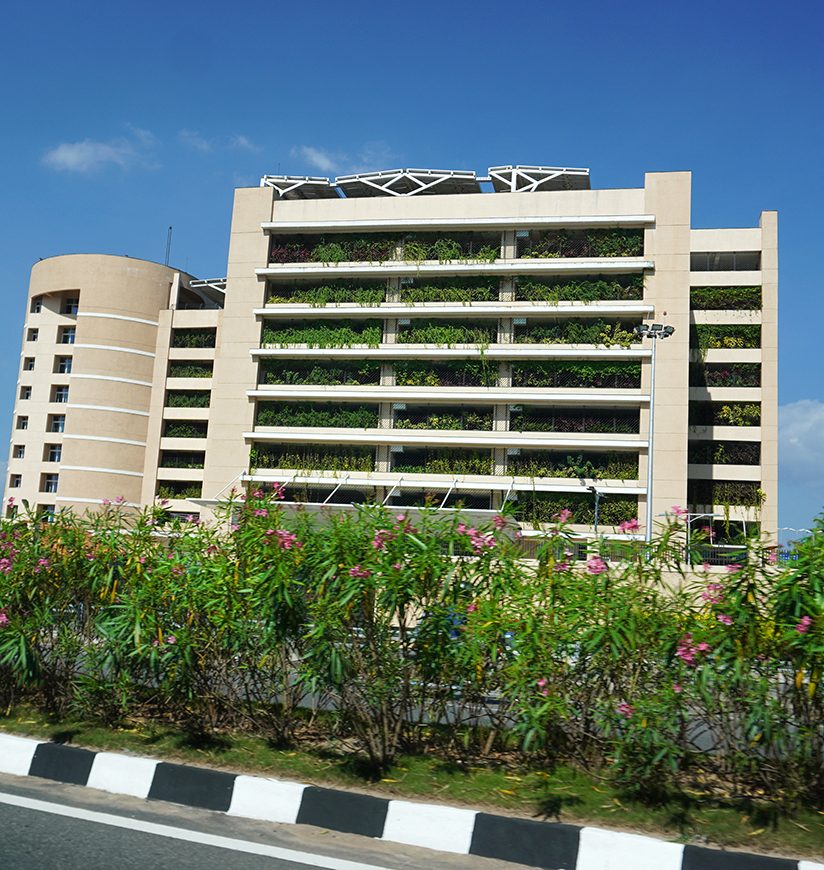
[274,529,301,550]
[0,611,9,626]
[372,529,395,550]
[456,522,467,534]
[702,562,712,572]
[395,514,406,523]
[158,498,170,508]
[586,556,608,575]
[671,505,687,517]
[253,489,265,498]
[767,551,778,564]
[114,495,126,505]
[493,515,507,530]
[101,498,111,506]
[166,635,176,644]
[253,508,268,518]
[467,603,478,614]
[392,562,402,570]
[701,582,724,604]
[555,561,570,573]
[536,677,547,688]
[617,702,635,718]
[716,614,733,626]
[514,530,523,540]
[138,556,146,564]
[230,523,239,532]
[349,565,371,578]
[271,483,285,501]
[6,497,13,506]
[725,563,742,573]
[554,509,573,523]
[796,616,813,634]
[673,683,683,694]
[618,518,639,533]
[676,633,710,668]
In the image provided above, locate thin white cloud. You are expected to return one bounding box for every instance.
[780,399,824,483]
[292,145,339,173]
[348,141,399,174]
[43,125,158,173]
[229,134,261,153]
[178,129,213,152]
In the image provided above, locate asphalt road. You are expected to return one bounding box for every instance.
[0,773,525,870]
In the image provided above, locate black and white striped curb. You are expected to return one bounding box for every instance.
[0,733,820,870]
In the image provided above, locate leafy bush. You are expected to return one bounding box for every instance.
[394,360,498,387]
[256,402,379,429]
[690,287,762,310]
[519,228,643,259]
[688,441,761,465]
[262,320,383,348]
[400,234,499,262]
[159,451,205,469]
[512,361,641,389]
[267,280,387,306]
[259,361,382,386]
[692,324,761,350]
[163,421,208,438]
[690,403,761,427]
[509,452,639,480]
[249,444,374,472]
[516,275,644,302]
[166,391,210,408]
[690,363,761,388]
[398,321,497,345]
[688,480,764,507]
[515,319,639,347]
[392,448,494,475]
[394,409,492,430]
[156,482,202,498]
[171,328,216,349]
[510,407,640,434]
[516,490,637,525]
[168,362,213,378]
[399,276,500,303]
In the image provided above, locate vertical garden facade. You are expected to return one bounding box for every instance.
[5,167,778,542]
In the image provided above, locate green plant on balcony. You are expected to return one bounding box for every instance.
[510,409,639,434]
[517,491,637,525]
[515,275,644,303]
[166,391,210,408]
[512,360,641,389]
[519,228,643,259]
[688,441,760,465]
[691,324,761,351]
[156,483,202,499]
[717,403,761,426]
[249,445,374,472]
[690,286,762,310]
[304,235,399,263]
[689,363,761,388]
[398,322,496,345]
[688,480,764,508]
[509,453,639,481]
[266,280,387,307]
[399,277,500,304]
[261,321,383,348]
[163,421,207,438]
[394,360,498,387]
[400,236,499,263]
[259,361,382,386]
[392,449,494,476]
[159,452,205,469]
[256,402,379,428]
[394,410,492,431]
[515,319,639,346]
[171,328,216,348]
[168,362,213,378]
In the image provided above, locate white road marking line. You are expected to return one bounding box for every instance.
[0,791,397,870]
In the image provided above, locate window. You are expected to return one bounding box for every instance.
[48,414,65,433]
[58,326,76,344]
[691,251,762,271]
[41,473,59,494]
[30,297,42,314]
[52,385,69,403]
[19,386,32,400]
[27,328,39,342]
[12,445,25,459]
[45,444,62,463]
[9,474,21,488]
[62,297,79,315]
[16,416,28,430]
[23,357,35,372]
[38,505,56,522]
[56,356,73,374]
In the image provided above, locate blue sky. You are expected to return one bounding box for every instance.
[1,0,821,536]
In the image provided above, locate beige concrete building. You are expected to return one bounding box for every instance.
[4,167,777,551]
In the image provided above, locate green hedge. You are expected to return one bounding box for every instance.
[508,452,639,480]
[690,287,762,310]
[168,362,213,378]
[519,228,644,259]
[166,391,210,408]
[515,319,638,346]
[258,360,382,386]
[256,402,379,429]
[171,328,216,348]
[690,363,761,388]
[266,280,387,306]
[249,444,375,472]
[688,441,760,465]
[394,360,498,387]
[516,275,644,302]
[691,324,761,350]
[398,321,496,345]
[512,360,641,389]
[392,448,494,476]
[517,490,637,525]
[689,402,761,427]
[687,480,763,507]
[262,320,384,348]
[163,421,208,438]
[399,276,500,303]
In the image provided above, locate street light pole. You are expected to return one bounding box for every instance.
[633,322,675,544]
